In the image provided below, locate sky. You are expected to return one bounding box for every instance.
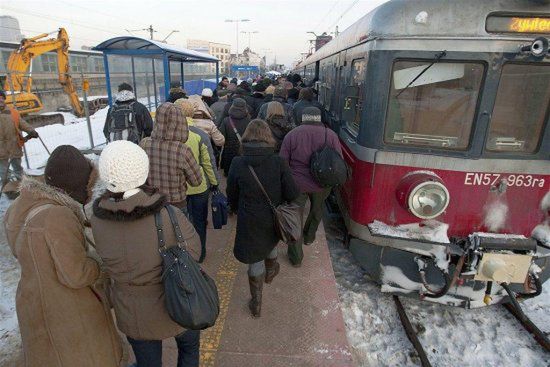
[0,0,389,66]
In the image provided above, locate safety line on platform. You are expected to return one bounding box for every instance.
[199,226,240,367]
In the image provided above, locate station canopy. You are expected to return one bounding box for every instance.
[93,36,218,63]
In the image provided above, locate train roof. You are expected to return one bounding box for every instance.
[298,0,550,67]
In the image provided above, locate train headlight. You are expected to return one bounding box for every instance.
[408,181,450,219]
[396,171,450,219]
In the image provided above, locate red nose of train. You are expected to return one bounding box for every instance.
[395,172,451,220]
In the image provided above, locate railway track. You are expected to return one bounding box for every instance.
[393,294,550,367]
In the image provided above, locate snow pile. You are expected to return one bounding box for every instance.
[369,219,450,243]
[483,200,509,232]
[324,216,550,367]
[23,107,108,169]
[532,223,550,245]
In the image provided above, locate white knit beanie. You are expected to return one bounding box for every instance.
[98,141,149,194]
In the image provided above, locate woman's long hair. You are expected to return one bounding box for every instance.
[265,101,285,121]
[241,119,276,147]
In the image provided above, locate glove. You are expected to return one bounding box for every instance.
[27,131,39,139]
[210,185,219,192]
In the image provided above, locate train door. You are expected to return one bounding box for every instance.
[332,51,348,128]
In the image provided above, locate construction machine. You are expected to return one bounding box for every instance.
[4,28,85,126]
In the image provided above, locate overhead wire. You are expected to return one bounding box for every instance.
[324,0,360,34]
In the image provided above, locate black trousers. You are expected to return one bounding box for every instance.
[127,330,200,367]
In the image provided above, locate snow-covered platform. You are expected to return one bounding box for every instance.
[125,207,354,367]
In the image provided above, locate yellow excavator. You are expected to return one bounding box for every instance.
[4,28,85,126]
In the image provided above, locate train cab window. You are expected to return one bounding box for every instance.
[343,59,366,134]
[385,61,484,150]
[486,63,550,153]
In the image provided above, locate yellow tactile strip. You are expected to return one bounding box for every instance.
[199,227,240,367]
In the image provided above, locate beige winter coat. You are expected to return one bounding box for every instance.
[0,109,35,160]
[90,190,201,340]
[3,178,123,367]
[188,95,225,147]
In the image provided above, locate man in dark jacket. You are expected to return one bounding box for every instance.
[249,83,267,117]
[103,83,153,143]
[292,87,326,125]
[257,86,294,126]
[279,107,343,267]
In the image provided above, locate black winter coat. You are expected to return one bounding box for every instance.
[219,109,250,175]
[227,142,300,264]
[103,99,153,141]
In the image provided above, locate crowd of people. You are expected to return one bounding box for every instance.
[1,73,343,367]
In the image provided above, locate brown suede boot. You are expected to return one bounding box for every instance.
[264,258,280,284]
[248,274,264,317]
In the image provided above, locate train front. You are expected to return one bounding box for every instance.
[340,2,550,308]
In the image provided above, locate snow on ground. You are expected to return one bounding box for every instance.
[324,215,550,367]
[0,195,21,366]
[23,107,108,169]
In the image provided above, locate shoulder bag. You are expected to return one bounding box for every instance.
[154,205,219,330]
[247,165,302,244]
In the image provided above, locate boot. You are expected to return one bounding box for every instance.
[264,258,280,284]
[248,274,264,318]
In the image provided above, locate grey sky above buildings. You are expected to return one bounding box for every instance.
[1,0,389,66]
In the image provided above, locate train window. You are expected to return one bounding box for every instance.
[342,59,366,133]
[487,64,550,153]
[385,60,484,150]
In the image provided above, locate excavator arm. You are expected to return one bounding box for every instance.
[4,28,85,117]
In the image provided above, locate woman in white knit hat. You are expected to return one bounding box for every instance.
[90,140,202,367]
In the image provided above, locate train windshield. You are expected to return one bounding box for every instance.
[385,61,484,150]
[486,63,550,153]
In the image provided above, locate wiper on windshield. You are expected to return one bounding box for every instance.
[395,50,447,98]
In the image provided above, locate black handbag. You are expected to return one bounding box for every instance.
[248,166,302,244]
[154,205,219,330]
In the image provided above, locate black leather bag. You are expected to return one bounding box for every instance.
[248,166,302,244]
[154,205,219,330]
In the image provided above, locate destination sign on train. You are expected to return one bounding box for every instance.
[486,15,550,34]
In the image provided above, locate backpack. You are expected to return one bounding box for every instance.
[310,127,349,187]
[108,102,140,143]
[154,205,219,330]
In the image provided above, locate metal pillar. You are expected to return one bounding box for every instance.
[163,55,170,100]
[152,59,158,109]
[180,62,184,88]
[216,62,220,84]
[103,54,113,107]
[145,70,152,110]
[131,56,137,96]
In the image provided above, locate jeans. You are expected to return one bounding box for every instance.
[127,329,200,367]
[248,247,278,277]
[186,190,210,262]
[287,188,331,265]
[0,158,23,186]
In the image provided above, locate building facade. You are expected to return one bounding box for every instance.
[186,39,231,75]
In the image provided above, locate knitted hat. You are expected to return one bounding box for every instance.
[230,98,247,111]
[118,83,133,92]
[45,145,93,205]
[254,83,266,92]
[301,106,322,123]
[98,141,149,194]
[201,88,213,97]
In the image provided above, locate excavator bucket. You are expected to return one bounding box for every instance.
[5,92,65,127]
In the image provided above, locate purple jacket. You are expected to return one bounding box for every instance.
[279,123,343,193]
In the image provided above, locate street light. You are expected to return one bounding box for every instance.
[241,30,259,50]
[225,19,250,60]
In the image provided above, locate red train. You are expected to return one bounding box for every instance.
[294,0,550,307]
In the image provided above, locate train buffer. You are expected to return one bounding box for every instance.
[124,204,354,366]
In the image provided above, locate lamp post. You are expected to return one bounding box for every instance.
[225,19,250,61]
[241,30,259,50]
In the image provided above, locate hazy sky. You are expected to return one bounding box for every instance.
[1,0,389,66]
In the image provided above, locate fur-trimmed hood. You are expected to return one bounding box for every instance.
[18,177,88,225]
[93,190,167,222]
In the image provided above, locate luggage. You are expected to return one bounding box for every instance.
[310,127,349,187]
[248,166,302,244]
[211,189,228,229]
[108,102,140,143]
[154,205,219,330]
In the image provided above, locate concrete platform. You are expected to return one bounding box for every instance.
[126,207,354,367]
